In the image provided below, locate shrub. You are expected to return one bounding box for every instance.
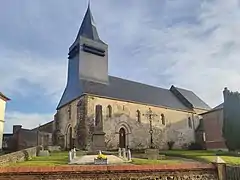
[187,142,203,150]
[167,141,175,150]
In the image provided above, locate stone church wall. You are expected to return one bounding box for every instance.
[87,95,199,150]
[55,95,203,150]
[55,98,80,148]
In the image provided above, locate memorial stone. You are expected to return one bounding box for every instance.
[90,105,106,152]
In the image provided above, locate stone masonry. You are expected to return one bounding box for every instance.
[54,94,205,150]
[0,164,218,180]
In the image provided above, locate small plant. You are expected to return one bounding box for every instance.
[97,151,107,160]
[167,141,175,150]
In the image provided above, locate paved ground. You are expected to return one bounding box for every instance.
[69,155,126,165]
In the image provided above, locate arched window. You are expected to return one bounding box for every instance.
[136,110,141,123]
[107,105,112,118]
[68,104,72,119]
[161,113,166,125]
[188,117,192,129]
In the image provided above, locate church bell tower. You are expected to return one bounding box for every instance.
[67,4,108,86]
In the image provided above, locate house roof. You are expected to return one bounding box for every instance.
[57,76,210,111]
[212,103,223,110]
[200,103,223,115]
[31,120,53,133]
[173,87,211,110]
[0,92,10,101]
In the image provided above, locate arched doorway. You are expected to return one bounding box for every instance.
[119,128,126,148]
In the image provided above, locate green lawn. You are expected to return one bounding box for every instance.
[131,158,182,165]
[161,150,240,165]
[7,150,240,167]
[6,151,185,167]
[7,151,70,167]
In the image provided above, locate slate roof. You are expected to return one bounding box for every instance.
[57,76,210,111]
[212,103,223,110]
[174,87,211,110]
[200,103,223,115]
[74,4,105,44]
[31,121,53,133]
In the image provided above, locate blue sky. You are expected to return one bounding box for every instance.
[1,0,240,133]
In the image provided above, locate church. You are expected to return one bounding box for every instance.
[53,5,211,151]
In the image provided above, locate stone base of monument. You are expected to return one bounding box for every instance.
[90,131,106,152]
[145,148,159,160]
[94,158,108,165]
[69,155,125,165]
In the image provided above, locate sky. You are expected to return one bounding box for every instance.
[1,0,240,133]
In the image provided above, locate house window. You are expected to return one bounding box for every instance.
[188,117,192,129]
[107,105,112,118]
[136,110,141,123]
[68,104,72,119]
[161,114,166,125]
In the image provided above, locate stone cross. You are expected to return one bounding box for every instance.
[143,108,158,149]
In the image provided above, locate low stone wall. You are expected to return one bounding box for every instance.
[0,146,38,166]
[0,163,218,179]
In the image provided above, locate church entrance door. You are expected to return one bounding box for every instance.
[119,128,126,148]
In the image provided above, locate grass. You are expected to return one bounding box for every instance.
[161,150,240,165]
[131,157,182,165]
[6,151,185,167]
[7,150,240,167]
[7,151,69,167]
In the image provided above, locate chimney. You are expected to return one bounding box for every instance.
[13,125,22,134]
[223,87,229,101]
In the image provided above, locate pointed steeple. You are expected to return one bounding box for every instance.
[75,3,102,43]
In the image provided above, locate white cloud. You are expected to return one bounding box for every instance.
[1,0,240,114]
[96,0,240,107]
[4,111,53,133]
[0,49,67,103]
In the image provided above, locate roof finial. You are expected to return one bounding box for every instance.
[88,0,91,9]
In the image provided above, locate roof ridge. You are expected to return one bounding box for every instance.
[109,76,170,91]
[0,92,10,101]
